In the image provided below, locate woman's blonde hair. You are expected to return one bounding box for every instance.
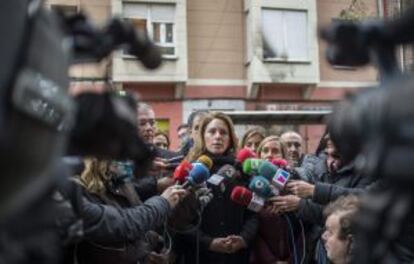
[78,158,111,195]
[239,126,266,150]
[187,112,238,161]
[257,135,286,158]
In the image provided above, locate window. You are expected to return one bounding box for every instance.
[50,4,79,16]
[261,9,309,61]
[123,3,176,57]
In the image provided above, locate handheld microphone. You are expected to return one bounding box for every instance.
[207,164,239,192]
[237,148,257,163]
[271,158,289,169]
[197,155,213,170]
[230,186,265,213]
[258,161,291,190]
[182,163,210,189]
[242,158,264,175]
[249,176,278,198]
[173,160,193,184]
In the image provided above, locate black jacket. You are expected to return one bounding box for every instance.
[58,178,171,264]
[297,163,371,225]
[179,155,258,264]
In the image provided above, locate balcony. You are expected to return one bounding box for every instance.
[111,0,188,94]
[244,0,320,98]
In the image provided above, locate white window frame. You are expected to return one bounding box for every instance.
[123,3,177,59]
[261,8,310,63]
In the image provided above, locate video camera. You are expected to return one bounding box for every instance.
[322,6,414,263]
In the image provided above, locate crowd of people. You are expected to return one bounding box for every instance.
[57,98,383,264]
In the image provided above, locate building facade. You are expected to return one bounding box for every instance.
[47,0,381,151]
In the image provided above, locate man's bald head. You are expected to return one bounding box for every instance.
[281,131,304,167]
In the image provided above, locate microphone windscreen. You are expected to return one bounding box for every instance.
[258,161,279,181]
[271,159,288,168]
[230,186,253,206]
[242,158,263,175]
[237,148,257,163]
[173,160,193,183]
[188,163,210,185]
[216,164,238,179]
[249,176,272,198]
[198,155,213,170]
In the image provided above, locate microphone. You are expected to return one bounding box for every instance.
[172,155,213,184]
[230,186,265,213]
[258,161,291,190]
[242,158,264,175]
[197,155,213,170]
[249,176,278,198]
[173,160,193,184]
[271,158,288,169]
[237,148,257,164]
[207,164,239,192]
[182,163,210,189]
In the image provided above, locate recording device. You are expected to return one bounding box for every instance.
[173,155,213,185]
[237,148,257,164]
[249,176,277,198]
[257,161,291,190]
[181,163,210,189]
[271,158,288,169]
[230,186,265,213]
[321,5,414,263]
[0,1,163,263]
[242,158,264,175]
[207,164,239,192]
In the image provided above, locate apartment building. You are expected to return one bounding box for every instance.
[46,0,380,151]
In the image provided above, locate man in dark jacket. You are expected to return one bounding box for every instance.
[270,135,375,263]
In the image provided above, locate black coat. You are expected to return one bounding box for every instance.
[179,155,258,264]
[61,178,171,264]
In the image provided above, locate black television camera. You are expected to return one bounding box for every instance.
[322,7,414,263]
[0,0,162,263]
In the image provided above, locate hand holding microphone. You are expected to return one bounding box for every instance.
[161,185,187,209]
[286,180,315,198]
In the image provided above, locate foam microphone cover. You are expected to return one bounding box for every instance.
[258,161,279,181]
[216,164,238,179]
[242,158,263,175]
[237,148,257,163]
[197,155,213,170]
[230,186,253,206]
[249,176,272,198]
[272,159,288,168]
[188,163,210,185]
[173,160,193,183]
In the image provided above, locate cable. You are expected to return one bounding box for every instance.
[299,219,306,264]
[284,214,298,264]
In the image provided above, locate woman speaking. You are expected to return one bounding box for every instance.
[182,112,258,264]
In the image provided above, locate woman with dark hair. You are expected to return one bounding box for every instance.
[182,112,258,264]
[239,126,266,154]
[154,130,170,150]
